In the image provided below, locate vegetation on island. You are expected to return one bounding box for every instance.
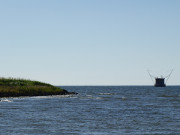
[0,78,76,97]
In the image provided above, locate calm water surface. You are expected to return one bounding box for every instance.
[0,86,180,135]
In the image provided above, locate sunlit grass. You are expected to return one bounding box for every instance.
[0,78,68,97]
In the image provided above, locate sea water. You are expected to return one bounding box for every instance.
[0,86,179,135]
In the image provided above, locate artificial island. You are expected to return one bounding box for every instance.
[0,78,77,98]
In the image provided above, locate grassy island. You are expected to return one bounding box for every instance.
[0,78,76,97]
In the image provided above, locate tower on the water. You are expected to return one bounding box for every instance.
[154,77,166,87]
[147,70,173,87]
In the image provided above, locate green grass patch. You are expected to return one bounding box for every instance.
[0,78,69,97]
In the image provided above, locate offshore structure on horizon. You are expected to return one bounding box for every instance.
[147,70,173,87]
[154,77,166,87]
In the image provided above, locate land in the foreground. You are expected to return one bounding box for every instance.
[0,78,77,97]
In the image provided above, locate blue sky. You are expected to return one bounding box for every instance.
[0,0,180,85]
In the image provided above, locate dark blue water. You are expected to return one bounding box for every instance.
[0,86,180,135]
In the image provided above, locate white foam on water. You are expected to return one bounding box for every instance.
[0,98,13,102]
[56,95,76,98]
[30,96,52,99]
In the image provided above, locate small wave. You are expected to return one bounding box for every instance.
[56,95,76,98]
[99,93,113,95]
[0,98,13,102]
[86,95,93,97]
[30,95,76,99]
[95,97,103,100]
[78,95,103,100]
[115,96,127,100]
[79,95,94,99]
[160,95,180,98]
[121,96,127,100]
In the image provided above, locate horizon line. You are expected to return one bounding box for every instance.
[56,85,180,87]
